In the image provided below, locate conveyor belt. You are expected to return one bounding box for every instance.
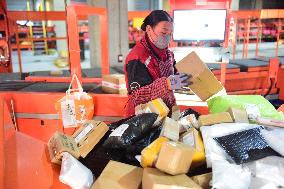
[230,58,269,72]
[0,67,126,92]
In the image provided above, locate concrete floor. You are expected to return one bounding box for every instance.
[10,42,284,73]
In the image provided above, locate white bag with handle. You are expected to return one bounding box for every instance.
[55,74,94,128]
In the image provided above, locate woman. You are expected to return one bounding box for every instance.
[124,10,191,116]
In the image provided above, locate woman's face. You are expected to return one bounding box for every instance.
[147,21,173,49]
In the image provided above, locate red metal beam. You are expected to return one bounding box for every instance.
[7,11,66,21]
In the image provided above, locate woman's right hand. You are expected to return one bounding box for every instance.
[167,73,193,90]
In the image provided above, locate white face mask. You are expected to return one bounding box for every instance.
[150,29,171,49]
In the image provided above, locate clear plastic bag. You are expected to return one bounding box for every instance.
[212,160,251,189]
[59,152,94,189]
[246,156,284,187]
[261,128,284,156]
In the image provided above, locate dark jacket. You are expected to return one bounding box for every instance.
[124,34,177,116]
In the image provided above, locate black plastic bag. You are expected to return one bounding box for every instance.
[180,108,201,119]
[103,113,159,149]
[214,127,280,164]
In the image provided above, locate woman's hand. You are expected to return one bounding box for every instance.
[167,73,193,90]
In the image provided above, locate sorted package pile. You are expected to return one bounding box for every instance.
[48,53,284,189]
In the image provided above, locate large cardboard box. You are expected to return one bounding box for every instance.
[102,74,127,94]
[227,107,249,123]
[47,131,80,164]
[175,51,223,101]
[142,168,202,189]
[72,120,109,158]
[191,172,212,189]
[156,141,195,175]
[198,112,233,126]
[160,117,180,141]
[92,161,143,189]
[180,128,206,169]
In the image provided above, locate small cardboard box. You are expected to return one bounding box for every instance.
[175,51,223,101]
[160,117,180,141]
[72,120,109,158]
[102,74,127,94]
[171,105,181,121]
[179,114,199,131]
[92,161,143,189]
[156,141,195,175]
[191,172,212,189]
[142,168,202,189]
[145,98,169,119]
[180,128,206,169]
[198,112,233,126]
[227,107,249,123]
[141,137,169,168]
[47,131,80,164]
[135,104,147,115]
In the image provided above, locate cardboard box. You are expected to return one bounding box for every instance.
[171,105,181,121]
[160,117,180,141]
[102,74,127,94]
[48,121,108,164]
[198,112,233,126]
[135,104,147,115]
[227,107,249,123]
[47,131,80,164]
[141,137,169,168]
[191,172,212,189]
[175,51,223,101]
[180,128,206,169]
[92,161,143,189]
[256,117,284,128]
[179,114,199,131]
[72,120,109,158]
[156,141,195,175]
[145,98,169,119]
[142,168,202,189]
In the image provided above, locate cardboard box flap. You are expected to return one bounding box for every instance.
[94,161,143,189]
[103,74,126,84]
[142,168,202,189]
[176,51,206,77]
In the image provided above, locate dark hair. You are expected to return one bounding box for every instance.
[141,10,173,31]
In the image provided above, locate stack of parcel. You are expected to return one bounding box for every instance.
[46,52,284,189]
